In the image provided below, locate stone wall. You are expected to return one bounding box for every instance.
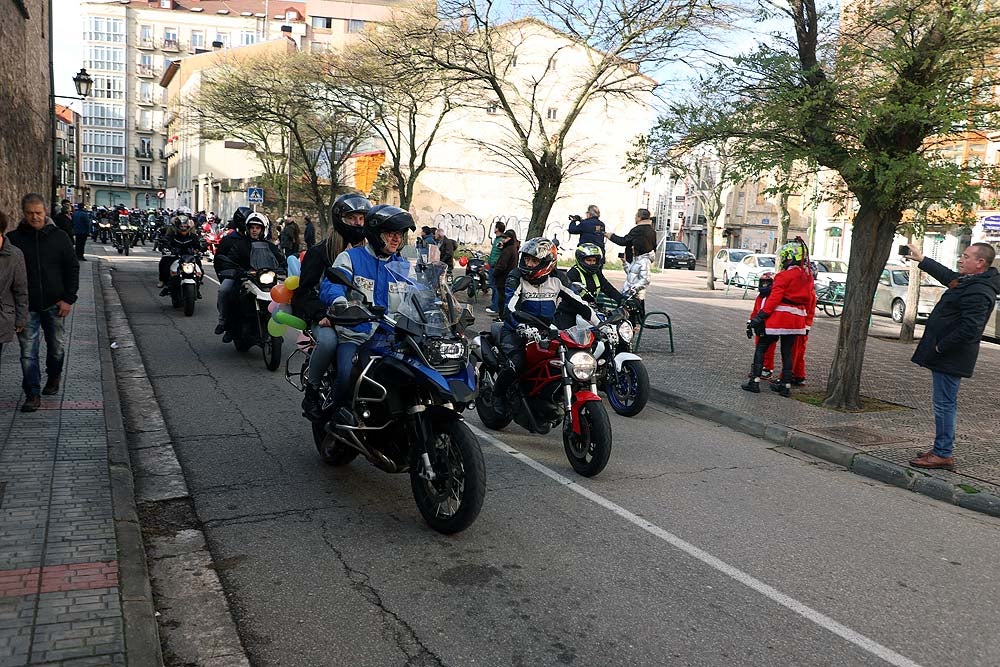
[0,0,51,223]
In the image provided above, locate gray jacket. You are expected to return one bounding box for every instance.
[0,241,29,344]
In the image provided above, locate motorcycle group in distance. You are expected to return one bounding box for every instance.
[145,200,651,534]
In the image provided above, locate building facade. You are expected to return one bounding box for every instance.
[79,0,399,210]
[0,0,51,219]
[54,104,82,205]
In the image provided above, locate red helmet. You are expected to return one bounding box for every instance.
[758,271,775,283]
[518,237,557,284]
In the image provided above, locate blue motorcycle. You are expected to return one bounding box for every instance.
[302,261,486,534]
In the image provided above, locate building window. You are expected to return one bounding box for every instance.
[191,31,205,49]
[82,129,125,155]
[240,31,256,46]
[159,0,171,8]
[139,81,153,103]
[347,19,366,33]
[85,17,125,43]
[285,9,298,21]
[215,32,230,47]
[83,157,125,183]
[139,110,153,131]
[310,41,328,54]
[140,25,153,40]
[139,165,151,182]
[85,46,125,72]
[486,103,498,115]
[82,102,126,129]
[163,28,178,48]
[546,107,558,120]
[91,75,124,100]
[311,16,333,29]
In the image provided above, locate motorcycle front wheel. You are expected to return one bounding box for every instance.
[411,419,486,534]
[474,369,512,430]
[262,335,282,371]
[312,421,359,466]
[562,401,612,477]
[605,361,650,417]
[181,283,196,317]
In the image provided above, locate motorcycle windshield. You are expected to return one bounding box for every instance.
[250,242,280,271]
[562,322,593,346]
[387,261,466,337]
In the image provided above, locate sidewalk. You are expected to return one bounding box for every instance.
[0,262,159,666]
[625,270,1000,516]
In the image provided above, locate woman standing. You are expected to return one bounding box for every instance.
[491,229,519,317]
[0,211,29,370]
[279,219,301,258]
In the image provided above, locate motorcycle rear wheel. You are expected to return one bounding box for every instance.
[411,420,485,534]
[182,284,196,317]
[562,402,612,477]
[605,361,649,417]
[474,369,512,430]
[312,421,359,466]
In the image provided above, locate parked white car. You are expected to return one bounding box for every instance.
[811,258,848,288]
[713,248,752,283]
[731,253,777,286]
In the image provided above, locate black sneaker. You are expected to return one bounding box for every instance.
[214,323,226,335]
[301,386,324,422]
[741,379,760,393]
[222,332,233,343]
[769,382,791,397]
[159,287,170,297]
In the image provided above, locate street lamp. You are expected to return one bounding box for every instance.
[72,68,93,98]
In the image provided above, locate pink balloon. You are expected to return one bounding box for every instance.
[267,301,279,314]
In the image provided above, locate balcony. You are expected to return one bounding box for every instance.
[161,147,177,160]
[133,176,152,186]
[137,37,155,50]
[161,38,181,52]
[137,96,155,107]
[135,124,154,134]
[135,147,153,160]
[84,173,125,184]
[136,65,157,78]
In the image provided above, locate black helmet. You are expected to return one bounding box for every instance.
[231,206,253,235]
[331,193,371,245]
[574,243,604,275]
[364,205,415,256]
[171,214,194,233]
[518,237,557,285]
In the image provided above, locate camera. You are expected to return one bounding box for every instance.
[898,245,910,256]
[568,214,581,223]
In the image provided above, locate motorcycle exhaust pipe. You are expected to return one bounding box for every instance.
[329,427,403,473]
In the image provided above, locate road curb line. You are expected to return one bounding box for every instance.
[93,261,165,667]
[648,385,1000,518]
[99,261,251,666]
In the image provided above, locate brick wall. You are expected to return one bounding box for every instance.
[0,0,52,222]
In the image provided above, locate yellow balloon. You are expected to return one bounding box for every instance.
[284,275,300,291]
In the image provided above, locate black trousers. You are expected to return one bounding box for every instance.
[752,334,797,382]
[74,234,88,259]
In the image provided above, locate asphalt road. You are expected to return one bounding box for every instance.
[97,245,1000,667]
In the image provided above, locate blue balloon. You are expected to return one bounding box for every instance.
[286,255,301,277]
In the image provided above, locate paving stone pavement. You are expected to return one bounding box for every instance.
[0,263,129,667]
[620,269,1000,498]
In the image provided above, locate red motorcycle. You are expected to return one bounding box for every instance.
[472,313,612,477]
[201,223,222,262]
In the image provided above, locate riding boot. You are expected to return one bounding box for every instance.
[301,383,324,422]
[741,363,762,393]
[770,371,792,397]
[492,363,517,415]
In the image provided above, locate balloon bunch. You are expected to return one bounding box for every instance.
[266,255,308,336]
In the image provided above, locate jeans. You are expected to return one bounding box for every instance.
[74,233,88,259]
[308,326,338,386]
[489,268,501,312]
[217,278,238,326]
[18,306,66,398]
[931,371,961,458]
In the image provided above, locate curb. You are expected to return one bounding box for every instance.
[93,261,165,667]
[99,261,251,667]
[648,385,1000,519]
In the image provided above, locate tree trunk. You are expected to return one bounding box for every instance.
[823,203,900,410]
[704,219,717,290]
[528,173,561,240]
[778,192,791,246]
[899,232,921,343]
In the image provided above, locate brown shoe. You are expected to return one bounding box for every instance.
[42,375,61,396]
[909,453,955,470]
[21,396,40,413]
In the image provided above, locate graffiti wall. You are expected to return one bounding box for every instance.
[426,212,573,248]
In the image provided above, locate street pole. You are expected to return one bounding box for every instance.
[284,132,292,217]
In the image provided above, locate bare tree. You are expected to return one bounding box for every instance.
[398,0,722,238]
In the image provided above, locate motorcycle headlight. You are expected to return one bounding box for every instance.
[258,271,276,285]
[568,352,597,381]
[618,320,634,343]
[180,262,196,274]
[433,340,466,360]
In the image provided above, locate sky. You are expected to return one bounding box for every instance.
[53,0,84,109]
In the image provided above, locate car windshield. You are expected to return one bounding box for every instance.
[665,242,690,252]
[815,260,847,273]
[728,251,750,261]
[756,256,776,267]
[890,270,940,286]
[387,261,467,337]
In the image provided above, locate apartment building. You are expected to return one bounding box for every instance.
[54,104,82,204]
[80,0,398,209]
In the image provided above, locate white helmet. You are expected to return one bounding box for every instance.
[245,211,270,239]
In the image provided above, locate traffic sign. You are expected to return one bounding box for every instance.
[156,190,166,199]
[65,186,74,199]
[248,187,264,204]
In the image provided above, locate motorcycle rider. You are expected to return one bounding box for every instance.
[157,214,206,292]
[213,207,253,336]
[492,237,601,415]
[296,193,371,421]
[316,205,414,425]
[215,211,285,343]
[565,243,623,306]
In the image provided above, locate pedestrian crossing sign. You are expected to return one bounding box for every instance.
[248,187,264,204]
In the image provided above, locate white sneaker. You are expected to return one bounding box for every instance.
[485,307,497,314]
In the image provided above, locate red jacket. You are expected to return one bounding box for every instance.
[760,265,814,335]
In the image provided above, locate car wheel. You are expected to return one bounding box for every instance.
[688,261,696,270]
[891,299,905,323]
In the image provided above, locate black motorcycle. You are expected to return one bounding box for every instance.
[164,249,204,317]
[112,216,135,255]
[95,218,113,244]
[290,261,485,534]
[451,249,491,302]
[591,302,649,417]
[223,242,285,371]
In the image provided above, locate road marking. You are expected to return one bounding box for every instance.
[204,275,220,286]
[470,425,923,667]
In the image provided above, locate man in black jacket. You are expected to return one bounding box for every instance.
[567,205,606,251]
[907,242,1000,470]
[607,208,657,263]
[8,193,80,412]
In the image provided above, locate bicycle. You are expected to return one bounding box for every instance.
[816,280,845,317]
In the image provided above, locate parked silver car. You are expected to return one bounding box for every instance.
[872,265,945,323]
[713,248,752,283]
